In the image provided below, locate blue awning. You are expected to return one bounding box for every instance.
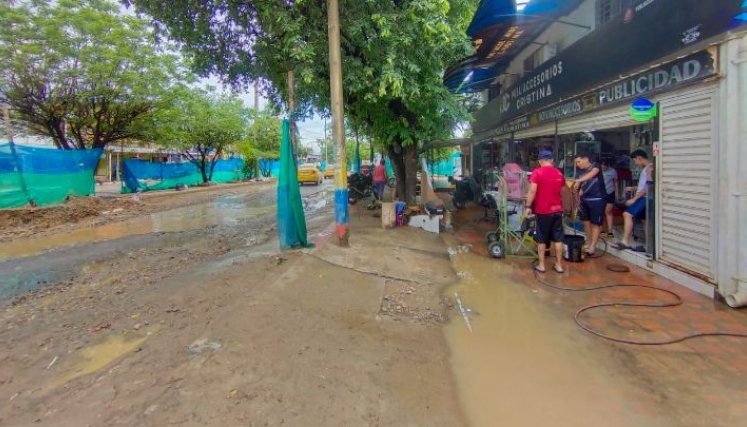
[467,0,516,38]
[447,0,586,94]
[444,57,502,93]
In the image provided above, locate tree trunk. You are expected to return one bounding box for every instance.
[387,142,418,205]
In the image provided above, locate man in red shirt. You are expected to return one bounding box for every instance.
[525,150,566,274]
[372,159,388,200]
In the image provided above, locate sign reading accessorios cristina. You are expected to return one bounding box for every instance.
[472,0,742,135]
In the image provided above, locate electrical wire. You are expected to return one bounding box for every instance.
[531,259,747,345]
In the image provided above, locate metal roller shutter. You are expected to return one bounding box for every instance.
[557,104,636,134]
[656,85,718,282]
[514,122,556,139]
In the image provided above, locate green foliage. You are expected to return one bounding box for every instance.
[128,0,477,202]
[0,0,188,149]
[148,87,248,183]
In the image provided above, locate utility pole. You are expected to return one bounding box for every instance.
[254,81,260,112]
[324,117,328,164]
[327,0,348,246]
[287,71,297,156]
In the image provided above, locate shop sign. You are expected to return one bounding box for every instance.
[598,50,716,107]
[473,0,742,134]
[491,115,530,136]
[630,98,657,122]
[529,49,715,125]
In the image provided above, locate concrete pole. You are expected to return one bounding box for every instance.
[328,0,349,246]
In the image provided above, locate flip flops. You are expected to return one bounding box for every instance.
[614,243,632,250]
[553,264,565,274]
[534,266,546,274]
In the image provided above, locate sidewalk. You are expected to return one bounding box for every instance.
[445,206,747,426]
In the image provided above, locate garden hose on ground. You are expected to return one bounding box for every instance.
[531,259,747,345]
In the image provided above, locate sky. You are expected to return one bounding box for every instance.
[213,79,329,154]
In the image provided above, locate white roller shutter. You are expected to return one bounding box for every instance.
[514,122,556,139]
[557,104,636,134]
[656,85,718,282]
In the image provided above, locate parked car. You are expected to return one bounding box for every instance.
[324,164,335,179]
[298,163,323,185]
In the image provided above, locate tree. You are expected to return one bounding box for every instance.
[0,0,186,149]
[128,0,475,204]
[239,109,282,177]
[149,88,247,183]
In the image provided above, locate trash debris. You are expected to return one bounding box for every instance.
[88,322,111,333]
[165,306,181,313]
[188,338,222,355]
[46,356,58,370]
[454,293,473,333]
[9,392,19,402]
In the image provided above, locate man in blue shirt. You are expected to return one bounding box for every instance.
[616,149,653,250]
[573,152,606,256]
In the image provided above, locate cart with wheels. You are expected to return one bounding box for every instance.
[485,175,538,259]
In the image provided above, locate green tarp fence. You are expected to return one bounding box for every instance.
[121,158,245,193]
[0,143,102,209]
[276,119,310,249]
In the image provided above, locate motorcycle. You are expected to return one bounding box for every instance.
[347,172,373,205]
[450,174,482,209]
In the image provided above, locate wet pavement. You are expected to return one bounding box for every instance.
[0,183,332,301]
[443,207,747,426]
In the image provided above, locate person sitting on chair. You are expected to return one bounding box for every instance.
[525,150,565,274]
[615,149,653,250]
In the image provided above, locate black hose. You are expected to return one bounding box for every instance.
[531,259,747,345]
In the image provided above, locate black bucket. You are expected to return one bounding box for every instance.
[563,235,586,263]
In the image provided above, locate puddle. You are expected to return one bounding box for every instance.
[0,194,275,260]
[50,327,157,389]
[442,236,672,427]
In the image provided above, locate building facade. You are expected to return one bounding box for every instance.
[445,0,747,306]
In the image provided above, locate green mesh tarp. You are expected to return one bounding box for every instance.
[121,158,244,193]
[0,143,102,209]
[276,119,310,249]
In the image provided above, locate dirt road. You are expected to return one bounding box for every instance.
[0,182,465,426]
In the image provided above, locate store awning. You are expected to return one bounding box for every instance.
[446,0,586,94]
[467,0,515,38]
[443,56,503,93]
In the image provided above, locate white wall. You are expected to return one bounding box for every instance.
[717,34,747,299]
[496,0,596,88]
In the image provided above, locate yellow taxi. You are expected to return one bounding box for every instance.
[298,163,323,185]
[324,164,335,179]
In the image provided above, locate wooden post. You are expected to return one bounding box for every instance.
[328,0,349,246]
[3,104,32,204]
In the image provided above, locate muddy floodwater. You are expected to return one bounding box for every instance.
[442,237,673,427]
[0,194,274,261]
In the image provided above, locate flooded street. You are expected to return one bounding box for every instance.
[442,240,670,426]
[0,193,275,261]
[0,183,331,300]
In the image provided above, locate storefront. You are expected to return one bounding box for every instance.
[464,0,747,298]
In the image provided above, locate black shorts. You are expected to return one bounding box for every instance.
[534,213,564,246]
[605,192,616,205]
[579,198,605,226]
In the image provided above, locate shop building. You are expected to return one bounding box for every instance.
[445,0,747,306]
